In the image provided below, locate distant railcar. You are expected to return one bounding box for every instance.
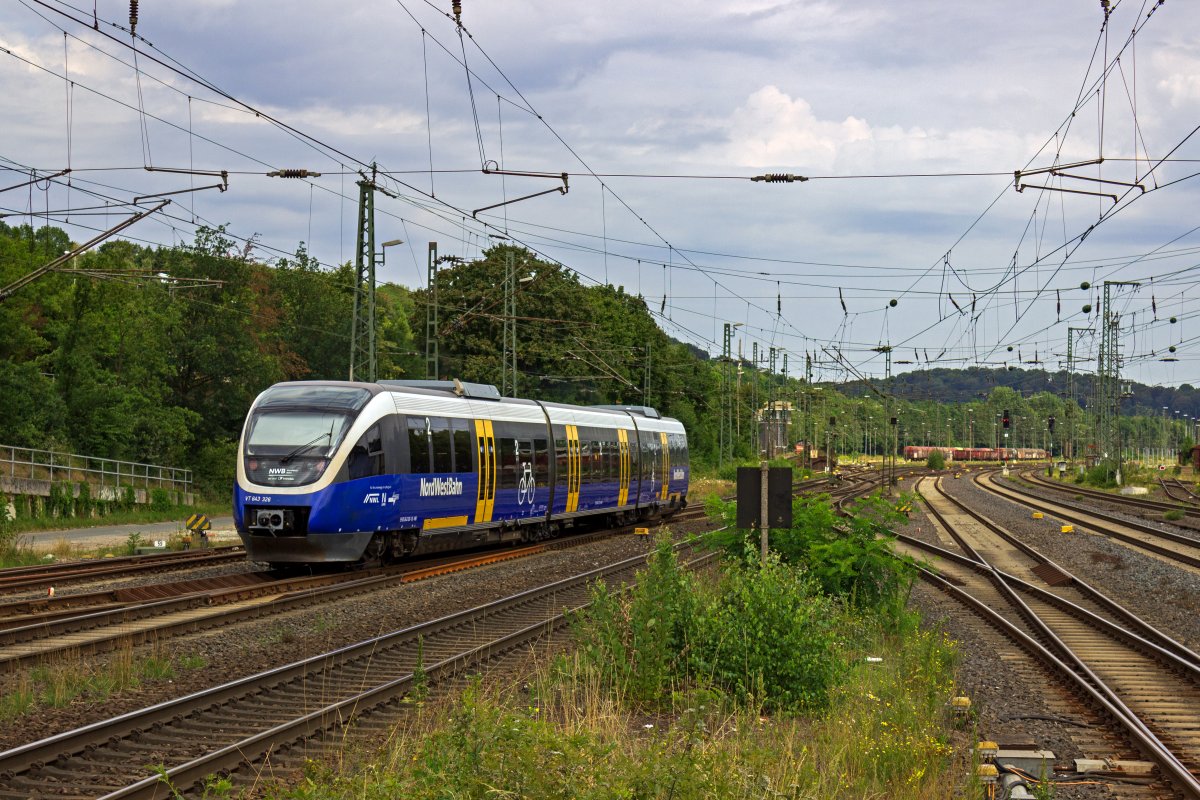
[234,380,688,566]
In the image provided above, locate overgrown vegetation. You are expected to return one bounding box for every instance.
[706,492,919,616]
[273,524,961,799]
[926,449,947,470]
[259,496,965,798]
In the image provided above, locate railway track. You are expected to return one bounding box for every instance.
[899,476,1200,798]
[1017,469,1200,524]
[0,526,639,672]
[0,546,247,596]
[1161,478,1200,506]
[974,470,1200,571]
[0,541,716,799]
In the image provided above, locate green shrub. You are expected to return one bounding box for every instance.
[925,450,946,470]
[0,494,12,548]
[1164,509,1186,521]
[692,555,845,711]
[47,482,74,518]
[1079,462,1118,488]
[710,492,917,619]
[119,485,136,511]
[573,535,848,713]
[717,459,795,483]
[149,487,171,512]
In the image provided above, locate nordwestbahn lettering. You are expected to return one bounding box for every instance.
[419,477,464,497]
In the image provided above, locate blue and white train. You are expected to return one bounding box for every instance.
[234,380,689,566]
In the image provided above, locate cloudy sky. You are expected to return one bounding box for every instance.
[3,0,1199,390]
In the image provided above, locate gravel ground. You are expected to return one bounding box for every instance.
[897,473,1200,799]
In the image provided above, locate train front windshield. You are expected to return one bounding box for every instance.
[243,385,371,486]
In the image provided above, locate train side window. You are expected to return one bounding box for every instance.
[534,438,549,482]
[499,437,518,489]
[554,438,568,487]
[349,425,385,480]
[408,417,431,474]
[451,419,473,473]
[430,417,453,473]
[579,441,591,481]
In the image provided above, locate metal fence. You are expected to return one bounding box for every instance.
[1,444,192,492]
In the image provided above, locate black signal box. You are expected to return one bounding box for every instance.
[736,467,793,530]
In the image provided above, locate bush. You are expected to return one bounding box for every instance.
[47,482,74,519]
[692,555,845,711]
[0,493,13,548]
[573,535,848,713]
[925,450,946,470]
[710,492,918,619]
[717,459,796,483]
[1164,509,1185,521]
[1079,462,1118,488]
[149,488,171,512]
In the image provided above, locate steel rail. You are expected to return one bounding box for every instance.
[1020,469,1200,520]
[974,471,1200,568]
[912,562,1200,799]
[1160,478,1200,506]
[0,547,245,593]
[916,478,1200,668]
[0,531,624,671]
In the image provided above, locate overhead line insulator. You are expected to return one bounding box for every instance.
[267,169,323,178]
[751,173,809,183]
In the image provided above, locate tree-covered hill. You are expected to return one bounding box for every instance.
[0,225,719,493]
[834,366,1200,419]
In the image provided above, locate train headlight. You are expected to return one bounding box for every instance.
[255,510,286,532]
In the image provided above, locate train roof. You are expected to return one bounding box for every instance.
[257,380,682,430]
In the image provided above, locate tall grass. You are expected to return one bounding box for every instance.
[0,644,203,721]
